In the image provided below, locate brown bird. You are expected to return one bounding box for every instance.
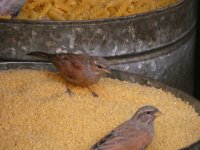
[0,0,27,18]
[28,52,110,97]
[91,105,161,150]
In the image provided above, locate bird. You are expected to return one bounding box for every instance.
[91,105,161,150]
[0,0,27,19]
[27,52,110,97]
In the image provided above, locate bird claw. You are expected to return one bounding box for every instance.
[66,88,74,96]
[87,87,98,98]
[91,91,98,98]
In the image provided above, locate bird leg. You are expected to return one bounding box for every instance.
[11,9,21,19]
[11,15,17,19]
[11,12,18,19]
[65,87,74,96]
[87,87,98,98]
[141,145,147,150]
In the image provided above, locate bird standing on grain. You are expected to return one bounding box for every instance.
[28,52,110,97]
[91,105,161,150]
[0,0,27,18]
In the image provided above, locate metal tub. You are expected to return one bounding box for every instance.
[0,0,197,94]
[0,61,199,149]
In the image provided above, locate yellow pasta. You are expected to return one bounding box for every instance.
[0,0,179,20]
[116,1,129,16]
[48,8,65,20]
[38,3,52,19]
[0,15,11,19]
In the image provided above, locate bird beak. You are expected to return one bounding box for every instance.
[104,68,111,73]
[104,67,111,73]
[155,111,163,117]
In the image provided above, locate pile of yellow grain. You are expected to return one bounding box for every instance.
[1,0,178,20]
[0,69,200,150]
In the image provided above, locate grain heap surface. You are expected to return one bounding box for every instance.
[0,69,200,150]
[1,0,178,20]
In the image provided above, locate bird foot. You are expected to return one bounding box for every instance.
[87,87,98,98]
[91,91,98,98]
[66,88,74,96]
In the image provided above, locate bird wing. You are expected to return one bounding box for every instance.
[55,53,87,72]
[91,121,151,150]
[53,53,88,68]
[52,53,83,74]
[50,53,94,86]
[90,130,118,150]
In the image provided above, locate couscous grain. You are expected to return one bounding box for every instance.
[0,69,200,150]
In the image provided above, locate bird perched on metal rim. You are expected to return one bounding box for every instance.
[27,51,110,97]
[0,0,27,19]
[91,105,161,150]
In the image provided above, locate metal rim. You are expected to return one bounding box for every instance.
[0,0,187,25]
[106,24,196,65]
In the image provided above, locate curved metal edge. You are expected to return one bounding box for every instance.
[0,25,196,63]
[0,0,188,25]
[0,61,199,149]
[180,139,200,150]
[106,24,196,65]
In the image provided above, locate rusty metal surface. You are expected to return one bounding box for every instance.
[0,0,197,94]
[109,29,196,94]
[0,0,196,58]
[0,61,199,149]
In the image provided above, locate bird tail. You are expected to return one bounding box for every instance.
[27,52,50,59]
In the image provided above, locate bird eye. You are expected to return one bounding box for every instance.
[146,111,152,115]
[97,64,103,69]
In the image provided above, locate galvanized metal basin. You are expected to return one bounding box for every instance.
[0,61,199,149]
[0,0,197,94]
